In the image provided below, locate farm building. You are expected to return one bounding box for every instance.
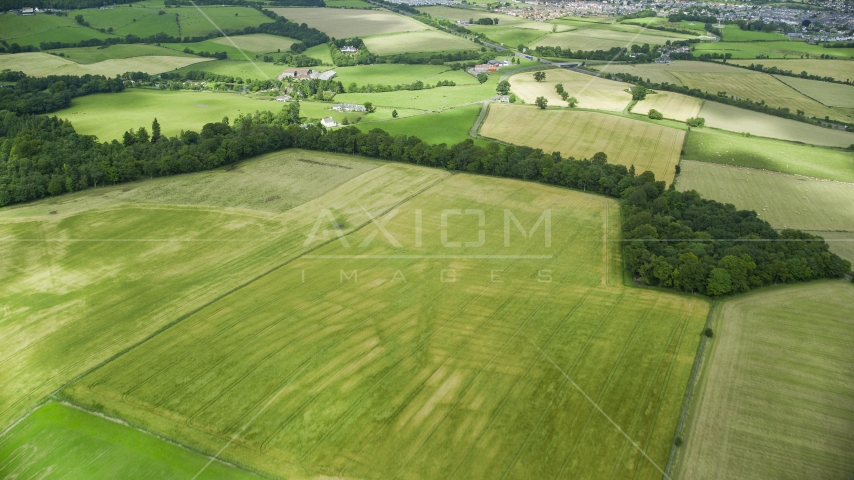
[321,117,338,128]
[333,103,367,112]
[274,95,292,102]
[276,69,314,81]
[311,70,337,81]
[473,64,499,73]
[22,6,33,15]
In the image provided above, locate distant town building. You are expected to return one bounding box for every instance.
[333,103,367,112]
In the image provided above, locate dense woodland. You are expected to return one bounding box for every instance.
[0,71,125,115]
[0,75,848,293]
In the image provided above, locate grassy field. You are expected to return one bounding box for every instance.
[0,13,111,47]
[418,6,526,25]
[0,151,447,430]
[510,69,633,112]
[481,104,684,185]
[719,25,785,42]
[675,160,854,231]
[0,52,212,77]
[683,127,854,181]
[729,59,854,81]
[591,61,750,86]
[693,40,854,59]
[210,34,297,55]
[63,168,709,479]
[326,0,373,7]
[698,102,854,148]
[46,44,192,63]
[304,43,333,64]
[677,281,854,480]
[357,104,484,145]
[534,22,694,51]
[774,75,854,108]
[0,403,257,479]
[269,7,427,37]
[334,78,496,111]
[632,92,703,121]
[363,30,477,55]
[173,58,292,80]
[334,64,477,87]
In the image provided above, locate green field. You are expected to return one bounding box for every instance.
[774,74,854,108]
[729,59,854,82]
[0,13,111,47]
[632,91,702,121]
[333,64,478,87]
[675,160,854,231]
[683,127,854,182]
[592,60,745,86]
[59,167,709,479]
[678,281,854,480]
[481,104,685,185]
[719,25,785,42]
[269,7,427,37]
[510,68,633,112]
[47,44,193,63]
[357,104,484,145]
[304,42,333,64]
[325,0,373,7]
[0,150,392,429]
[173,58,292,81]
[693,40,854,59]
[363,30,477,55]
[334,77,496,111]
[534,22,695,51]
[698,102,854,148]
[0,403,257,479]
[0,51,212,77]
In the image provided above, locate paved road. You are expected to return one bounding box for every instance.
[469,100,490,138]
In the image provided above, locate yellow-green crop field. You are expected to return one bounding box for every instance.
[269,7,427,37]
[675,160,854,231]
[57,164,708,479]
[0,52,212,78]
[729,59,854,82]
[533,22,694,51]
[481,104,684,185]
[678,281,854,480]
[632,92,703,121]
[774,74,854,108]
[363,30,477,55]
[510,68,633,112]
[697,102,854,148]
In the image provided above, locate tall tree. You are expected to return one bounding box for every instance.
[151,118,161,143]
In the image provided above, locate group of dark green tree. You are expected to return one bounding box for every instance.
[0,71,124,115]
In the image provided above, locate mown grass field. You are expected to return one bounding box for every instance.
[0,13,111,47]
[675,160,854,231]
[683,127,854,181]
[693,40,854,59]
[719,25,785,42]
[46,44,193,63]
[0,403,256,479]
[334,64,478,87]
[173,58,291,80]
[510,69,633,112]
[357,104,484,145]
[334,78,496,111]
[363,30,477,55]
[0,151,440,430]
[774,75,854,108]
[534,22,694,51]
[481,104,684,185]
[698,102,854,148]
[269,7,427,37]
[632,92,702,121]
[729,59,854,81]
[210,34,297,55]
[677,281,854,480]
[64,169,708,480]
[0,52,212,77]
[54,90,280,141]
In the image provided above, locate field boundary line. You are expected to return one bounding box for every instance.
[662,299,716,479]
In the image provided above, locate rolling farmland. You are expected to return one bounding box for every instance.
[510,69,633,112]
[363,30,477,55]
[0,52,212,78]
[728,59,854,81]
[678,281,854,480]
[269,8,427,37]
[683,128,854,182]
[0,403,256,479]
[693,40,854,59]
[674,160,854,231]
[334,64,478,88]
[773,75,854,108]
[481,104,685,185]
[632,92,703,121]
[356,105,484,146]
[698,102,854,148]
[65,171,709,479]
[534,23,694,51]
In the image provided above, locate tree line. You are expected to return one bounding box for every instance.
[0,72,124,115]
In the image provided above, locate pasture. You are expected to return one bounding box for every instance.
[0,13,111,47]
[210,34,297,55]
[692,40,854,59]
[55,90,280,141]
[677,281,854,480]
[674,160,854,231]
[173,58,298,80]
[683,127,854,181]
[533,23,694,51]
[418,6,526,25]
[774,75,854,108]
[719,25,784,42]
[46,44,192,63]
[363,30,477,55]
[333,79,496,111]
[481,104,684,185]
[698,102,854,148]
[334,64,478,88]
[0,403,256,479]
[0,52,212,78]
[592,61,751,86]
[269,7,427,37]
[728,59,854,82]
[357,104,484,145]
[65,170,709,480]
[632,92,702,121]
[510,69,633,112]
[162,39,250,61]
[0,151,436,429]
